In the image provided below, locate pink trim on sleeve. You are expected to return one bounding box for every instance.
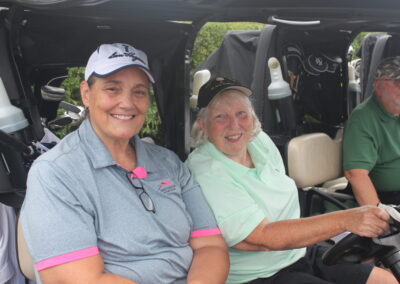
[191,228,221,238]
[35,246,99,271]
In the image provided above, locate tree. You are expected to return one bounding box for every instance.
[351,32,369,59]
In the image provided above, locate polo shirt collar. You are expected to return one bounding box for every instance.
[78,119,116,169]
[371,95,399,122]
[78,119,159,174]
[202,141,255,177]
[132,135,158,174]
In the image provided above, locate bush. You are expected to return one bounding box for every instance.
[140,96,163,142]
[61,67,85,105]
[350,32,369,59]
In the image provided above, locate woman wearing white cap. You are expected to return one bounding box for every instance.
[20,43,228,284]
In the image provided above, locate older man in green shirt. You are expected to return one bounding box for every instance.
[343,56,400,206]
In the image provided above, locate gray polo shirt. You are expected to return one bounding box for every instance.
[20,119,220,284]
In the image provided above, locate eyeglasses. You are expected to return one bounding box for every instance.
[127,174,156,213]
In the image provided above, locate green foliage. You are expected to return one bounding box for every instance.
[61,67,85,105]
[140,96,163,142]
[350,32,386,60]
[350,32,369,60]
[190,22,265,71]
[53,67,84,138]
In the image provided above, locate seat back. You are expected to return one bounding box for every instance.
[287,132,343,188]
[17,219,36,281]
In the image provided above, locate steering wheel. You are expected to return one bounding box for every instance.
[322,233,386,265]
[322,228,400,281]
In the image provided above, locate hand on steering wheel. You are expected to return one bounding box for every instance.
[322,204,400,266]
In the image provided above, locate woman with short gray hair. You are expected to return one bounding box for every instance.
[186,76,396,284]
[191,89,261,148]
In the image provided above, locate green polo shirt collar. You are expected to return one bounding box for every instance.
[372,95,400,122]
[202,141,251,176]
[202,140,265,178]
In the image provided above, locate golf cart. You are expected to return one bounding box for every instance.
[1,0,400,282]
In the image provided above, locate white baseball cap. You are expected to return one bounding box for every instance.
[84,43,155,83]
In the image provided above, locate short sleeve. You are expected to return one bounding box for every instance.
[176,159,220,238]
[343,116,378,171]
[194,174,265,247]
[20,161,98,271]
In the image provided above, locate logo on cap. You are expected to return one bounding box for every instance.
[84,43,155,83]
[197,76,252,109]
[108,45,146,64]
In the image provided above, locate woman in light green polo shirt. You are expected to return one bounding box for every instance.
[186,76,396,284]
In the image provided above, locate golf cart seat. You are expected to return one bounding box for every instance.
[17,219,36,281]
[319,129,348,191]
[287,131,354,216]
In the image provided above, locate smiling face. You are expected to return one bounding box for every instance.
[374,76,400,116]
[200,90,254,162]
[80,67,150,146]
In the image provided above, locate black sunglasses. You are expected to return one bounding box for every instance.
[127,173,156,213]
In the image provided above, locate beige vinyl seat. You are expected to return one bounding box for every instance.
[17,218,36,281]
[287,131,354,216]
